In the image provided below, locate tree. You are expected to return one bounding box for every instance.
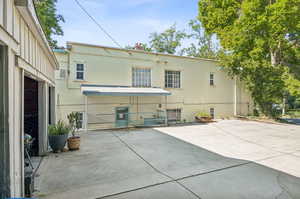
[149,24,187,54]
[198,0,300,116]
[35,0,64,48]
[125,42,153,52]
[181,19,219,59]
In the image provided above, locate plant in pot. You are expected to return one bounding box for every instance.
[48,120,70,153]
[195,111,213,123]
[67,112,81,150]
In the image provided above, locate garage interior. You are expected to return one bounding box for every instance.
[24,76,39,156]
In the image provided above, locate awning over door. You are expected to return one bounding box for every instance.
[81,85,171,96]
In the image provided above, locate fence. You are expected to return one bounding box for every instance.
[87,110,169,129]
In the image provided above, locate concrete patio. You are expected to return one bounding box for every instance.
[35,120,300,199]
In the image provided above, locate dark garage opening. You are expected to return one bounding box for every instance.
[24,76,39,156]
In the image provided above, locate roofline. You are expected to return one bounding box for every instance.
[16,0,59,69]
[66,41,219,62]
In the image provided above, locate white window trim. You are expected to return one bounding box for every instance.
[75,63,85,81]
[132,67,152,87]
[165,70,182,89]
[210,108,215,118]
[77,112,85,130]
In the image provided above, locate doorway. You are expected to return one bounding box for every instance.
[24,76,39,156]
[115,107,129,128]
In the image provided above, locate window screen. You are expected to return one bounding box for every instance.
[76,64,84,80]
[132,68,151,87]
[210,108,215,118]
[77,112,84,129]
[210,73,214,86]
[167,109,181,122]
[165,71,180,88]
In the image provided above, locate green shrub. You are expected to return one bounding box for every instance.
[195,111,210,118]
[67,112,81,137]
[48,120,70,136]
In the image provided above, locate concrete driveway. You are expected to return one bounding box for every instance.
[35,120,300,199]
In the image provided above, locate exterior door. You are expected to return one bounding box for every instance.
[115,107,129,127]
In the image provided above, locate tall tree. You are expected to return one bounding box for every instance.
[181,19,218,59]
[35,0,64,48]
[149,24,187,54]
[199,0,300,116]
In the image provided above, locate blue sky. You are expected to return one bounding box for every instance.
[54,0,200,48]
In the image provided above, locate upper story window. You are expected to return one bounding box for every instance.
[165,70,181,88]
[76,63,85,80]
[132,68,151,87]
[210,73,214,86]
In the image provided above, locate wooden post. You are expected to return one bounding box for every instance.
[136,96,139,122]
[85,95,88,132]
[165,96,168,125]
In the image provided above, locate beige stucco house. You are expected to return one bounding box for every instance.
[0,0,58,197]
[54,42,252,130]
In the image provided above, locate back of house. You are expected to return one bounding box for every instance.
[54,42,252,130]
[1,0,58,197]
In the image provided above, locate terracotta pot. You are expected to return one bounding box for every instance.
[67,136,81,150]
[195,116,213,123]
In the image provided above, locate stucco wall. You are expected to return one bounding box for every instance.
[55,43,252,129]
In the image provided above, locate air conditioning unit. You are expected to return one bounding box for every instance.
[59,69,66,79]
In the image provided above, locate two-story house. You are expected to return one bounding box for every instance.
[54,42,252,130]
[0,0,58,197]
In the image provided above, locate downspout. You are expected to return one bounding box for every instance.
[66,49,71,89]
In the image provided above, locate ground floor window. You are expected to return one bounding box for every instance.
[167,109,181,122]
[77,112,84,129]
[210,108,215,118]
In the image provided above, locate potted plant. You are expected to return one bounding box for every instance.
[195,111,213,123]
[67,112,81,150]
[48,120,70,152]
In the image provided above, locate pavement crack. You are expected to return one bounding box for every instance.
[110,130,203,199]
[275,173,293,199]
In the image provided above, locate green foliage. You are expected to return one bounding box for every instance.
[287,95,300,109]
[149,24,187,54]
[35,0,64,48]
[67,112,81,137]
[198,0,300,117]
[181,19,219,59]
[286,110,300,118]
[48,120,70,136]
[195,111,210,118]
